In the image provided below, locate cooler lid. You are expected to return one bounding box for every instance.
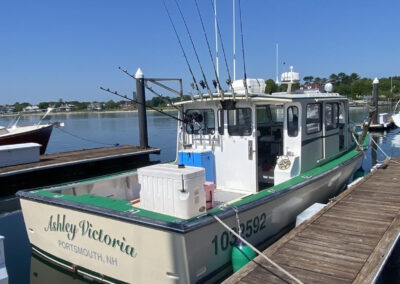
[138,163,205,180]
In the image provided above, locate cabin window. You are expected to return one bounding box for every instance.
[325,103,339,131]
[270,105,284,122]
[218,109,224,135]
[256,106,272,123]
[256,105,284,123]
[339,102,346,124]
[185,109,215,134]
[227,108,252,136]
[306,103,322,134]
[287,106,299,137]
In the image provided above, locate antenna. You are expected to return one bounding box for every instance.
[275,43,279,85]
[194,0,224,99]
[210,0,236,100]
[233,0,236,81]
[238,0,248,99]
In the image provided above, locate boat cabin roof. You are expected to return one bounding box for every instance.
[175,91,346,106]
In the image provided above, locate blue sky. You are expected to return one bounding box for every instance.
[1,0,399,105]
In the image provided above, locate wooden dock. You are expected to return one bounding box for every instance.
[224,158,400,284]
[0,145,159,213]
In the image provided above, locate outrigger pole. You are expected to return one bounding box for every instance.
[194,0,224,99]
[161,0,203,100]
[174,0,214,100]
[214,0,219,84]
[100,87,184,123]
[118,67,182,111]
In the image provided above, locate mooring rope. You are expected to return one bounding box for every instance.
[351,132,367,159]
[369,134,400,165]
[55,125,119,147]
[213,214,304,284]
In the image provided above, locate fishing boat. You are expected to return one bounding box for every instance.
[17,71,368,283]
[0,109,55,155]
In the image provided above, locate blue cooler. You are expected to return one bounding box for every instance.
[178,151,215,183]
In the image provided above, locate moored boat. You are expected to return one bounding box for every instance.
[18,73,368,283]
[0,124,54,155]
[0,109,56,155]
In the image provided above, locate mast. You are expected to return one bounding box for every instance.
[233,0,236,81]
[275,43,279,85]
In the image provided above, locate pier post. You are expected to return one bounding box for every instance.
[135,68,149,148]
[372,78,379,124]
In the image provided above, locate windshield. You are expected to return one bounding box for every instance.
[185,109,215,134]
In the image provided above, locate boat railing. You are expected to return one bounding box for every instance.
[187,133,221,149]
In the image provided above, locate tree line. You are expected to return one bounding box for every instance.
[6,73,399,112]
[265,73,400,99]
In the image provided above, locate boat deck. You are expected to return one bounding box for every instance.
[224,158,400,284]
[0,145,160,213]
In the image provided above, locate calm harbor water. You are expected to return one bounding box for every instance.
[0,108,400,283]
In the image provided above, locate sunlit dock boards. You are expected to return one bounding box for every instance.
[224,158,400,284]
[0,145,159,212]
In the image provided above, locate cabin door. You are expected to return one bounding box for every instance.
[324,102,340,158]
[215,107,257,193]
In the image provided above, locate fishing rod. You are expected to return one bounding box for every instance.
[118,66,181,111]
[173,0,214,99]
[210,0,236,100]
[100,87,205,133]
[238,0,249,99]
[100,87,184,122]
[161,0,203,100]
[144,82,182,112]
[194,0,224,100]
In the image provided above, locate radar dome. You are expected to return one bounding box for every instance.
[324,83,333,93]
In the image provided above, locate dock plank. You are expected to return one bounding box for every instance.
[250,263,351,284]
[223,158,400,284]
[290,236,373,255]
[0,145,159,175]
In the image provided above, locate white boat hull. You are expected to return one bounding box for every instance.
[20,152,362,283]
[392,113,400,128]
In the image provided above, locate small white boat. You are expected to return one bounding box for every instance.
[18,73,368,283]
[0,235,8,284]
[392,99,400,127]
[368,112,394,131]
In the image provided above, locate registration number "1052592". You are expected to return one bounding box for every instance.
[211,212,270,255]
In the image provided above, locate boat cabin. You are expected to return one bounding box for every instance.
[22,79,356,221]
[176,81,353,194]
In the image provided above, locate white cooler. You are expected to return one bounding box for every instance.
[138,164,206,219]
[0,143,41,167]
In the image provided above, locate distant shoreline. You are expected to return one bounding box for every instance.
[0,108,178,118]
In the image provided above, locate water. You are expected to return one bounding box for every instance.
[0,111,178,162]
[0,108,399,283]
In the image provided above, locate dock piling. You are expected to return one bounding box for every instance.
[372,78,379,124]
[135,68,149,149]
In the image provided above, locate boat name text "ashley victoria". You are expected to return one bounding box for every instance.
[44,214,137,258]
